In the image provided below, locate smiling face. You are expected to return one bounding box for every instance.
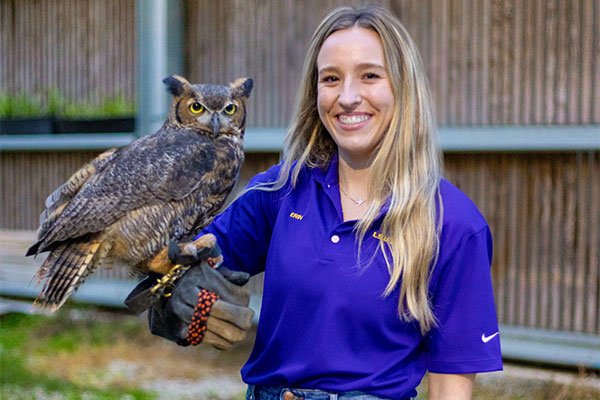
[316,26,395,166]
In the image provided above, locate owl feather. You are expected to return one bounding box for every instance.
[27,75,253,310]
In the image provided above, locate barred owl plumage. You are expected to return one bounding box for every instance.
[26,75,253,310]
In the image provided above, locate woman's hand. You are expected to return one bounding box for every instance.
[427,373,475,400]
[148,262,254,349]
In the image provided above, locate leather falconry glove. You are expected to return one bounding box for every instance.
[126,235,254,349]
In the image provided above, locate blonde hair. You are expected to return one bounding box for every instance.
[262,4,443,334]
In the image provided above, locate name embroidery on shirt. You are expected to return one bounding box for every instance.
[289,212,304,220]
[372,231,391,244]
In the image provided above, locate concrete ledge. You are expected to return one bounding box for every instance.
[1,125,598,152]
[0,277,138,309]
[440,125,600,152]
[243,126,600,152]
[0,133,137,151]
[0,277,261,324]
[499,324,600,370]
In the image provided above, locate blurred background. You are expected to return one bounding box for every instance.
[1,0,599,399]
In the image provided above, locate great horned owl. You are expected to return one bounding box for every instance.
[26,75,253,310]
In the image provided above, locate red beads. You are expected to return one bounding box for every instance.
[186,289,219,345]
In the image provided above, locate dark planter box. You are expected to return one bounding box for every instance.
[0,117,55,134]
[53,117,135,133]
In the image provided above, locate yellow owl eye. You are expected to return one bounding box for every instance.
[189,102,204,114]
[224,104,237,115]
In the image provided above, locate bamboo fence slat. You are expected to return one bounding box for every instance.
[550,156,562,329]
[563,161,577,329]
[526,163,540,328]
[515,157,528,326]
[588,151,600,333]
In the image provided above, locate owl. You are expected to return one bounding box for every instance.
[26,75,253,310]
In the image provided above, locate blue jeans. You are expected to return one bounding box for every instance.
[246,385,413,400]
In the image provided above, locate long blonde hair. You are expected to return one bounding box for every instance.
[262,4,443,334]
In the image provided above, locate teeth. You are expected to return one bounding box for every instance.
[339,114,369,124]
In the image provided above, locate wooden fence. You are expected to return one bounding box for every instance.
[0,0,136,105]
[187,0,600,126]
[1,0,598,125]
[445,151,599,335]
[1,149,598,335]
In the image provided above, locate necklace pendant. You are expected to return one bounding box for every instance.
[339,185,366,206]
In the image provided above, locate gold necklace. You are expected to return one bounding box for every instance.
[339,186,365,206]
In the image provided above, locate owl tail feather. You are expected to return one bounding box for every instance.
[34,240,102,311]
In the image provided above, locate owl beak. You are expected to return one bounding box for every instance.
[211,113,220,135]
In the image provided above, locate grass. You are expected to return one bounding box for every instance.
[0,305,252,400]
[1,305,598,400]
[0,311,155,400]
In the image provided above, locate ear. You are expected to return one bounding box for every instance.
[230,77,254,98]
[163,75,191,96]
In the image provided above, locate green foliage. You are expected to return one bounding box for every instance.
[41,315,140,353]
[3,310,595,400]
[99,93,137,117]
[0,92,45,118]
[0,311,144,354]
[1,349,153,400]
[0,312,155,400]
[0,89,135,119]
[46,87,64,117]
[61,93,135,118]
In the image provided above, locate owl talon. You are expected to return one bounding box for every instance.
[151,263,189,297]
[206,255,224,269]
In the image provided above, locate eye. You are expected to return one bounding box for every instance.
[364,72,380,80]
[189,102,205,114]
[224,104,237,115]
[320,75,339,83]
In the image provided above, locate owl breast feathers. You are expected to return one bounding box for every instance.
[27,75,253,310]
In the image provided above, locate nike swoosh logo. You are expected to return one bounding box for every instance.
[481,332,499,343]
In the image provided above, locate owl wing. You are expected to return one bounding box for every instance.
[29,131,217,255]
[36,148,119,233]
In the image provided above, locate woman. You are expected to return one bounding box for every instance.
[148,4,502,399]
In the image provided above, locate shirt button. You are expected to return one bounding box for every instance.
[331,235,340,243]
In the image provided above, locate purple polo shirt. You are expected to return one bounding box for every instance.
[202,154,502,399]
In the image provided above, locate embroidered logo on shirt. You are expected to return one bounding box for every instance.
[372,231,391,244]
[289,212,304,221]
[481,332,499,343]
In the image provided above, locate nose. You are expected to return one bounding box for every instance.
[337,79,361,111]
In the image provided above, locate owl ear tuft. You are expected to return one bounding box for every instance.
[230,78,253,98]
[163,75,191,96]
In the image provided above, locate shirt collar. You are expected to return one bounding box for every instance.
[311,152,391,219]
[311,151,339,186]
